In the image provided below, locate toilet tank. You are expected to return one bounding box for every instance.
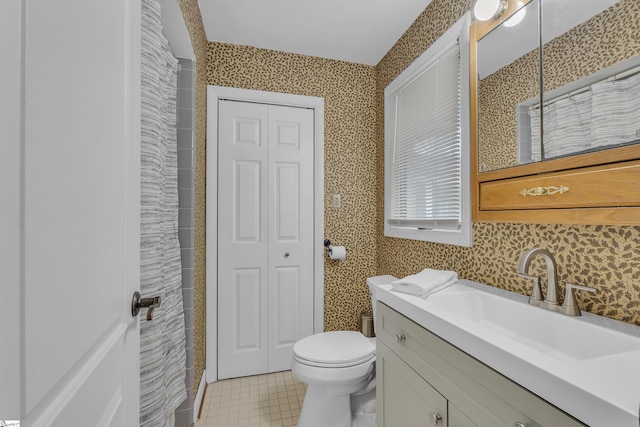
[366,275,397,323]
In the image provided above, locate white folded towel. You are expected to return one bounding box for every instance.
[391,268,458,298]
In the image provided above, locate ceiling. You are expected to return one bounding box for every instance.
[197,0,433,66]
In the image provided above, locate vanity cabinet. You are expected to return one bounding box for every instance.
[376,302,586,427]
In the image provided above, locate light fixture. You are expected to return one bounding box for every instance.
[472,0,508,22]
[503,6,526,27]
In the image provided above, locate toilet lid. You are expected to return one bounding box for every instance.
[293,331,375,367]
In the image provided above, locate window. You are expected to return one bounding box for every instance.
[384,14,472,247]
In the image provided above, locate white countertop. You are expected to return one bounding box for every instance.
[374,277,640,427]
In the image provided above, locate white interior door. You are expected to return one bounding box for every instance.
[0,1,141,425]
[218,100,315,379]
[267,105,315,372]
[218,101,270,378]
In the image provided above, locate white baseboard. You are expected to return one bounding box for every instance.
[194,369,207,423]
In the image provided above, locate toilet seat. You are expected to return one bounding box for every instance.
[293,331,375,368]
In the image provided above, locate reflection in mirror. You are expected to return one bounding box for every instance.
[477,0,640,173]
[477,0,540,173]
[535,0,640,161]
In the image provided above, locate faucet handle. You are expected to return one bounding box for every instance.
[562,283,596,316]
[517,273,543,304]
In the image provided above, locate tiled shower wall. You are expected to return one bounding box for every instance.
[175,57,196,427]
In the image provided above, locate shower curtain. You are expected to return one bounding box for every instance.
[140,0,187,426]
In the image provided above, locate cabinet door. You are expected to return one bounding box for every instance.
[450,404,477,427]
[377,342,447,427]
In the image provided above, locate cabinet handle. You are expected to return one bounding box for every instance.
[395,333,406,343]
[429,412,442,425]
[514,423,531,427]
[519,185,568,197]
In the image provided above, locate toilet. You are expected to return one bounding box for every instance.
[292,275,395,427]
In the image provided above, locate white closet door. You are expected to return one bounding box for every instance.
[267,105,314,372]
[218,100,314,379]
[218,100,270,379]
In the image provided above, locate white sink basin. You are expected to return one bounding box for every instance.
[375,278,640,427]
[427,289,640,362]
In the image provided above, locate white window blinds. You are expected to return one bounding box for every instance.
[386,41,462,231]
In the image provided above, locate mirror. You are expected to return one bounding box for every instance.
[477,0,640,173]
[477,0,540,173]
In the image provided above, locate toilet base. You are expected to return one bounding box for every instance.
[296,385,377,427]
[351,388,376,427]
[297,385,352,427]
[352,401,377,427]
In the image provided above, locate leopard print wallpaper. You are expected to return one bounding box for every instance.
[206,42,379,332]
[177,0,208,396]
[378,223,640,325]
[478,0,640,172]
[478,49,539,172]
[543,0,640,94]
[376,0,639,325]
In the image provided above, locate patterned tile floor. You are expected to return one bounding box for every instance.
[196,371,307,427]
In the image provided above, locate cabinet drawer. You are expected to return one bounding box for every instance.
[479,160,640,210]
[377,302,586,427]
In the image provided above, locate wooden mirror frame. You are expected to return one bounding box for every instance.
[470,0,640,225]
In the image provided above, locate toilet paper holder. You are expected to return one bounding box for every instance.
[324,239,348,258]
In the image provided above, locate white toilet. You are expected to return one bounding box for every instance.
[292,275,395,427]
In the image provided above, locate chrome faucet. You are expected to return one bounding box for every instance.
[517,247,560,306]
[516,247,596,316]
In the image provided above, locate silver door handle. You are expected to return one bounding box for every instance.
[131,291,161,321]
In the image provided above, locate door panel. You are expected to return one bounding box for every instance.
[234,268,263,350]
[273,121,301,149]
[39,329,130,426]
[235,118,263,147]
[235,161,262,242]
[219,101,269,379]
[1,0,23,417]
[268,105,314,372]
[274,163,300,241]
[377,343,448,427]
[273,266,301,346]
[13,0,140,424]
[218,100,314,378]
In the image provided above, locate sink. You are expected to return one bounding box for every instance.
[376,278,640,426]
[427,288,640,362]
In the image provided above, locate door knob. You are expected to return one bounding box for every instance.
[284,252,290,258]
[131,291,161,321]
